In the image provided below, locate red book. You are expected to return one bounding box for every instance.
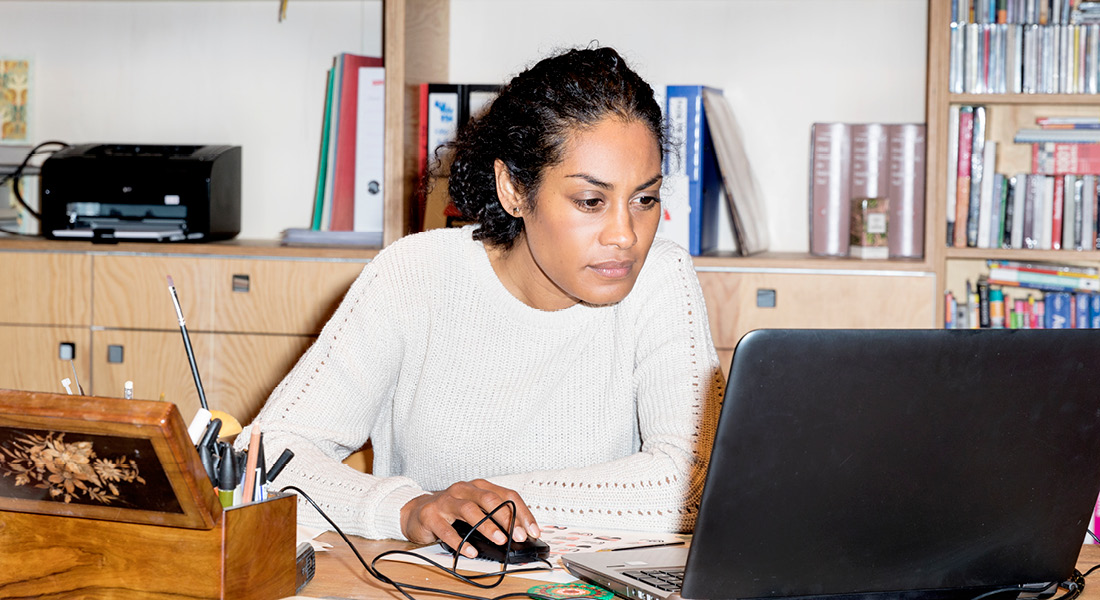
[954,107,974,248]
[1031,143,1100,175]
[329,53,384,231]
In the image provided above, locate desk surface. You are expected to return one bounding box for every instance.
[297,537,1100,600]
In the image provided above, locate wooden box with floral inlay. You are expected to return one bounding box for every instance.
[0,390,295,599]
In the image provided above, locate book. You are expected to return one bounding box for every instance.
[946,106,960,245]
[968,106,987,247]
[701,88,769,256]
[420,83,501,232]
[885,123,925,258]
[849,124,889,202]
[328,53,384,232]
[1044,292,1073,328]
[1015,128,1100,143]
[353,66,385,236]
[954,107,975,248]
[977,140,997,248]
[1032,142,1100,175]
[311,68,336,231]
[280,227,382,247]
[809,122,851,256]
[659,85,722,256]
[986,259,1100,293]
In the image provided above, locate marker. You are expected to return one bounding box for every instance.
[217,444,237,508]
[197,418,222,486]
[267,448,294,482]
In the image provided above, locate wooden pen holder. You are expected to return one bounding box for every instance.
[0,390,296,599]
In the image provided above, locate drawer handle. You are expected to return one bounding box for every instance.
[232,274,250,293]
[107,344,125,364]
[756,289,776,308]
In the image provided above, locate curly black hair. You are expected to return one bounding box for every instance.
[445,46,665,250]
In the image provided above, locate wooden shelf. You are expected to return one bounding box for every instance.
[950,93,1100,105]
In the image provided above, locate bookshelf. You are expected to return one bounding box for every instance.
[925,0,1100,326]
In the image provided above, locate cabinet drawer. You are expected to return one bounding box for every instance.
[0,253,91,326]
[698,270,937,350]
[93,255,366,334]
[0,325,89,394]
[91,329,313,425]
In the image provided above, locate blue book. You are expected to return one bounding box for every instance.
[1090,293,1100,329]
[661,85,722,256]
[1045,292,1073,329]
[1076,292,1092,329]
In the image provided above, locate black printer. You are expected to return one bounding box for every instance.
[40,144,241,242]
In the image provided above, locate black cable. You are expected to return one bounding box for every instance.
[279,485,557,600]
[1,140,69,221]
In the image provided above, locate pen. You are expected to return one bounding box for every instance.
[607,541,686,552]
[167,276,208,411]
[255,432,267,502]
[267,448,294,482]
[197,418,222,486]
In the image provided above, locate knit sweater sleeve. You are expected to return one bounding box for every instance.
[241,245,428,540]
[488,241,726,533]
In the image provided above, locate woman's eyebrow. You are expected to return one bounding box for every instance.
[565,172,663,192]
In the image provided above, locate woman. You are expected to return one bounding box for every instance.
[247,46,724,558]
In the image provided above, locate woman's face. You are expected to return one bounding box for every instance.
[493,116,662,311]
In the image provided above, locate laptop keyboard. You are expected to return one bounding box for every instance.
[623,569,684,592]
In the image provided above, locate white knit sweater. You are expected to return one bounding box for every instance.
[247,226,725,540]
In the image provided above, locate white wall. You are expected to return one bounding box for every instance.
[1,0,926,251]
[450,0,928,252]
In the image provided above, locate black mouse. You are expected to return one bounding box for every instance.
[439,519,550,564]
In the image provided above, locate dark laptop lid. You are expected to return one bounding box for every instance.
[684,329,1100,600]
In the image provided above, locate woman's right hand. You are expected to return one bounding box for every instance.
[399,479,541,558]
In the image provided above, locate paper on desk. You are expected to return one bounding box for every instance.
[297,524,332,552]
[381,524,691,584]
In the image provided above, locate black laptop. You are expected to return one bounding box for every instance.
[562,329,1100,600]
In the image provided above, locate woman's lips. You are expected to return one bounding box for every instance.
[590,260,634,279]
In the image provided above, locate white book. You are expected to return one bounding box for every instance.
[1089,25,1099,94]
[1041,175,1055,250]
[1083,175,1097,250]
[965,23,981,93]
[1063,174,1078,250]
[977,141,997,249]
[1011,173,1026,249]
[657,94,691,252]
[353,66,385,234]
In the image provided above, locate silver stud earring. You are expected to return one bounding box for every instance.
[512,206,521,217]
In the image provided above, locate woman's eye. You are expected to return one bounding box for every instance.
[635,195,660,208]
[575,197,603,210]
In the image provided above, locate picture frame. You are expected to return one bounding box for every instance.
[0,389,221,529]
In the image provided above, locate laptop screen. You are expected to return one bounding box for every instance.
[685,329,1100,600]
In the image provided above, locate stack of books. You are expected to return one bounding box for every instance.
[948,0,1100,94]
[807,122,927,259]
[945,259,1100,329]
[659,86,769,257]
[947,107,1100,250]
[283,53,385,247]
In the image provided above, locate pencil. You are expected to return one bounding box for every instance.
[241,425,262,504]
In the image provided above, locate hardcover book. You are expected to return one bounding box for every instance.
[809,123,851,256]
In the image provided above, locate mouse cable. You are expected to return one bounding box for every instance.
[0,140,69,222]
[279,485,557,600]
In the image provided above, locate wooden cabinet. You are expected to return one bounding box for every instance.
[0,242,370,428]
[924,0,1100,323]
[697,264,938,377]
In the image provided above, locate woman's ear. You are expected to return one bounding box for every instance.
[493,159,523,217]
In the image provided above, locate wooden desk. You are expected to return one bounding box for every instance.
[297,538,1100,600]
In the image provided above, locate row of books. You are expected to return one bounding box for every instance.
[808,122,926,259]
[946,106,1100,249]
[948,22,1100,94]
[953,0,1084,25]
[659,85,768,256]
[284,53,386,247]
[945,260,1100,328]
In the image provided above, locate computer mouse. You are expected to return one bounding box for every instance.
[439,519,550,564]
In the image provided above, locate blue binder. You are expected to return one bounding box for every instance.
[664,85,722,256]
